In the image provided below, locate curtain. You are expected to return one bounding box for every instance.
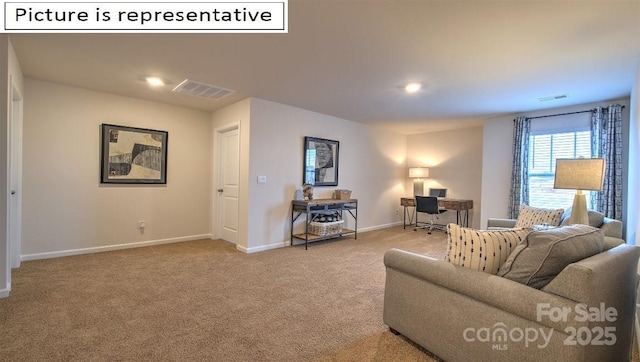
[508,116,531,219]
[591,105,623,220]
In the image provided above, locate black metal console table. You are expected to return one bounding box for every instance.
[290,199,358,249]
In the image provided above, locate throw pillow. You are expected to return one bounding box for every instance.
[497,225,604,289]
[515,204,564,228]
[446,223,530,275]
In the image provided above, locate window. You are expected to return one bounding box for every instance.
[528,131,591,209]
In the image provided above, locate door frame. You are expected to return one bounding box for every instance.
[213,123,240,243]
[8,77,22,269]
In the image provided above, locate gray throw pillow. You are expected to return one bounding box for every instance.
[497,225,604,289]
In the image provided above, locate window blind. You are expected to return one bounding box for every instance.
[528,130,591,209]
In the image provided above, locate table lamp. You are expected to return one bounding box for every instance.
[409,167,429,196]
[553,158,605,225]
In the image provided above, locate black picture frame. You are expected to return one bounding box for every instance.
[100,124,168,184]
[303,136,339,186]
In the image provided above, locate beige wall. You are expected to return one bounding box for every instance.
[210,97,408,253]
[21,79,213,259]
[480,116,515,227]
[10,71,639,265]
[247,98,407,252]
[481,98,631,229]
[629,60,640,246]
[17,85,408,258]
[407,126,483,228]
[8,40,23,95]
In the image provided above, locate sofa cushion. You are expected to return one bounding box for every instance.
[560,207,606,227]
[514,204,564,228]
[445,223,530,274]
[497,225,604,289]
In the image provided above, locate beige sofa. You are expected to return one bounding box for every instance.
[383,242,640,361]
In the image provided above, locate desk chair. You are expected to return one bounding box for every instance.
[414,196,447,234]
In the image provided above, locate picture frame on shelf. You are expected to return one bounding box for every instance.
[100,124,168,184]
[303,136,339,186]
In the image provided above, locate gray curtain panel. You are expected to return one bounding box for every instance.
[591,105,624,220]
[508,116,531,219]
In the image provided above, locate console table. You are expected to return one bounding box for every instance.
[400,197,473,228]
[291,199,358,249]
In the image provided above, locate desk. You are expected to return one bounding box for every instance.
[400,197,473,228]
[291,199,358,250]
[400,197,416,229]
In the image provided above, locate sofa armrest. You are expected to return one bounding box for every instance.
[541,244,640,359]
[600,217,623,239]
[384,249,581,331]
[542,244,640,305]
[486,218,517,229]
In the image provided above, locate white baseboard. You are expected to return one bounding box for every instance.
[21,234,213,261]
[238,241,288,254]
[358,222,403,233]
[23,223,402,258]
[0,287,10,298]
[282,222,404,251]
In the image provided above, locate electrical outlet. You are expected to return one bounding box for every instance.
[138,221,146,230]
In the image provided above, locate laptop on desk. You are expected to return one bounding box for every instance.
[428,188,447,199]
[428,188,448,211]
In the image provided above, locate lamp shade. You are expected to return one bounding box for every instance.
[409,167,429,178]
[554,158,605,191]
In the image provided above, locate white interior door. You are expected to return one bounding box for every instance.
[8,80,23,268]
[217,127,239,244]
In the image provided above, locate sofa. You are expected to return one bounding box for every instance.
[487,209,624,249]
[383,227,640,361]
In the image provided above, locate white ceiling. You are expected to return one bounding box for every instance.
[9,0,640,134]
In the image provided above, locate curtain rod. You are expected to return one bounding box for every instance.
[527,105,626,120]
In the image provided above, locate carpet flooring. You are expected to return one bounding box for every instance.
[0,226,447,361]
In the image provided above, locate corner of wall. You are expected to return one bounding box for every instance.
[0,35,10,296]
[628,57,639,353]
[628,58,640,246]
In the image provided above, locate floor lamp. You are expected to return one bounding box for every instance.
[409,167,429,196]
[553,158,605,225]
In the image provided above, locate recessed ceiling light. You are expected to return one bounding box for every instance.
[404,82,422,94]
[145,77,165,87]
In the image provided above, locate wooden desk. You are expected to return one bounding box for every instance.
[400,197,416,229]
[400,197,473,228]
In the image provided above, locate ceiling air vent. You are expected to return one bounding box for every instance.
[538,94,568,102]
[172,79,236,101]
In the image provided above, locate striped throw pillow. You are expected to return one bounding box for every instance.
[446,223,530,274]
[515,204,564,228]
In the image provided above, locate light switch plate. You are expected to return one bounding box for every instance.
[257,175,267,184]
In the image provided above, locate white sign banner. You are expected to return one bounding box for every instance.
[3,1,287,33]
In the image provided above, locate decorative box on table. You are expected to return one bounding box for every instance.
[334,189,352,200]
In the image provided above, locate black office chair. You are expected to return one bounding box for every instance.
[414,196,447,234]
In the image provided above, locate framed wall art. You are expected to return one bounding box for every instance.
[303,136,339,186]
[100,124,168,184]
